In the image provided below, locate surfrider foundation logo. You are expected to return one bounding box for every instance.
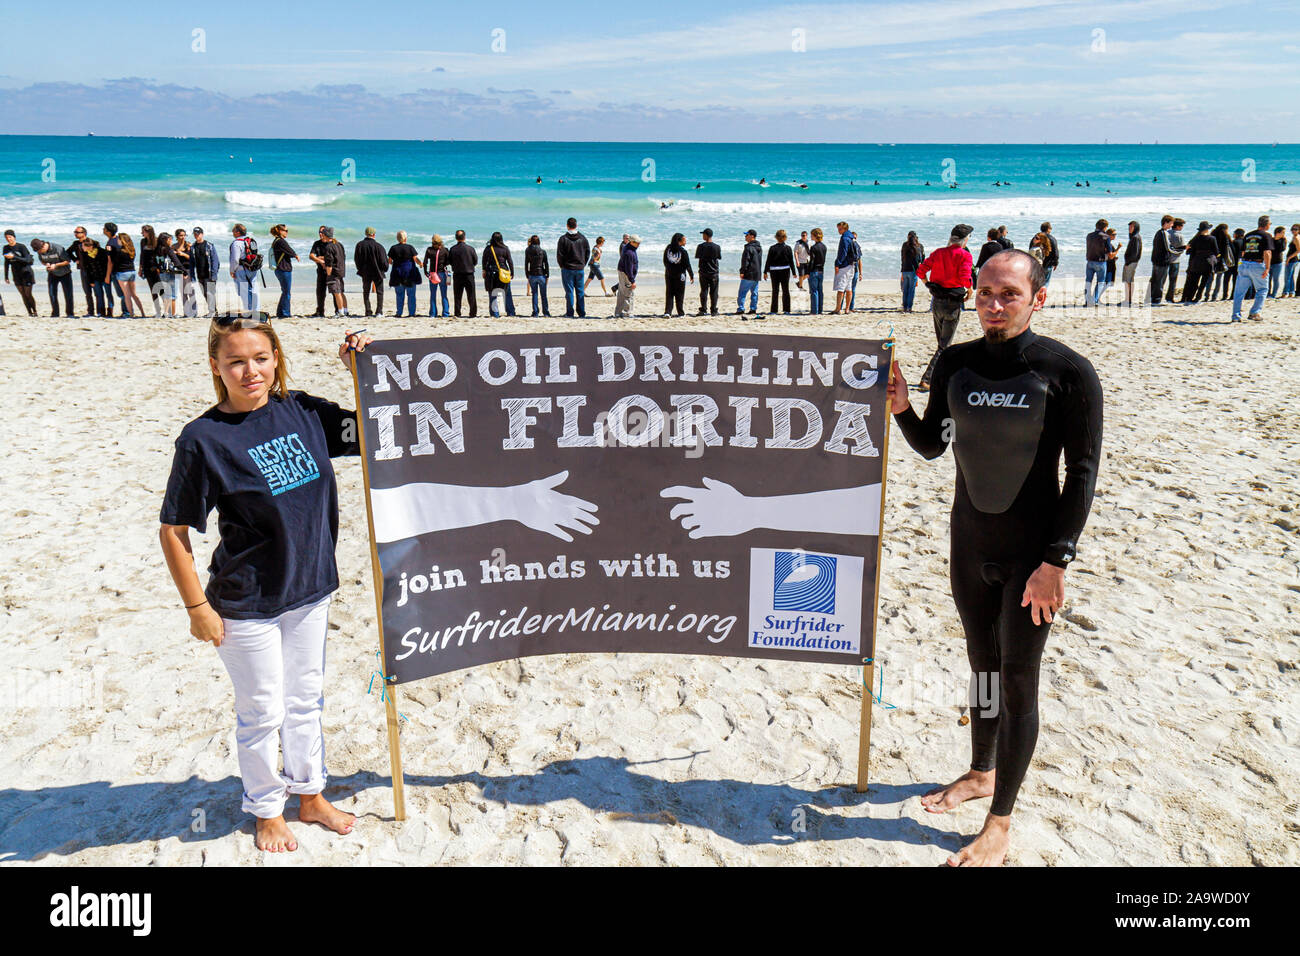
[749,547,863,654]
[773,551,837,614]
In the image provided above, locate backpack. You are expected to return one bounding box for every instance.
[235,236,263,272]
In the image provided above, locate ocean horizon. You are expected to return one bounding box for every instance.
[4,136,1298,278]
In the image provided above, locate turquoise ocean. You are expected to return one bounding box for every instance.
[2,137,1298,278]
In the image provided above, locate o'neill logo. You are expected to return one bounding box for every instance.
[749,548,863,654]
[967,391,1031,408]
[49,886,151,936]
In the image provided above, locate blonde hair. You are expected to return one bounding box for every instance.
[207,319,291,403]
[811,228,823,240]
[396,230,407,243]
[432,234,443,248]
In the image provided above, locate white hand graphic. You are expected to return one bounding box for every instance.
[510,470,600,543]
[661,478,881,538]
[660,477,756,538]
[370,469,598,544]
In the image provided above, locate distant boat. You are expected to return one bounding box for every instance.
[87,132,94,137]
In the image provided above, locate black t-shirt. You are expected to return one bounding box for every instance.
[1238,229,1274,262]
[694,241,722,277]
[160,390,359,619]
[107,235,135,272]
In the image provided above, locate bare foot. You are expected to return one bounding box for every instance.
[255,815,298,852]
[298,793,356,835]
[947,814,1010,866]
[920,769,995,814]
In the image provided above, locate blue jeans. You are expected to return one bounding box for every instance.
[274,268,292,317]
[561,268,585,316]
[394,284,417,317]
[529,275,551,315]
[1232,262,1267,321]
[91,280,113,315]
[809,270,824,313]
[1085,260,1108,303]
[428,275,449,316]
[234,268,259,313]
[737,278,759,311]
[1284,260,1298,296]
[899,271,917,311]
[1042,266,1054,287]
[504,284,516,316]
[1267,261,1283,297]
[849,270,859,310]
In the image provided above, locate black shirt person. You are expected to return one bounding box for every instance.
[886,249,1103,866]
[160,318,372,852]
[694,228,722,315]
[448,230,479,317]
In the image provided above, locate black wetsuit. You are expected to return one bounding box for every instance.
[894,327,1103,816]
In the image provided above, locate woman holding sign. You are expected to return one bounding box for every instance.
[159,316,372,853]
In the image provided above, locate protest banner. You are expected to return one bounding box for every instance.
[351,331,894,816]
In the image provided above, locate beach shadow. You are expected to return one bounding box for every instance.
[0,758,959,860]
[1157,318,1240,326]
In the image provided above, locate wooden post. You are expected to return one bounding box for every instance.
[350,350,407,821]
[857,338,895,793]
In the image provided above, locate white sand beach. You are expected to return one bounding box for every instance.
[1,276,1297,866]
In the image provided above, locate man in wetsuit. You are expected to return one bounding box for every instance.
[887,248,1103,866]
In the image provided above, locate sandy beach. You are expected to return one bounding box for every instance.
[1,274,1297,867]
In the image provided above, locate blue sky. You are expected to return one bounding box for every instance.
[2,0,1298,141]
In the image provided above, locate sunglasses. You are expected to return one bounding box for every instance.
[213,311,273,328]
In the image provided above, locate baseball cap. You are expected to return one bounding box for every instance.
[950,223,973,240]
[1197,220,1212,231]
[745,229,757,238]
[627,234,640,244]
[701,228,713,237]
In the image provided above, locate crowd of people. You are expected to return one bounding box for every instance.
[3,214,1297,323]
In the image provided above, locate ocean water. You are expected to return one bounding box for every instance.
[2,137,1298,278]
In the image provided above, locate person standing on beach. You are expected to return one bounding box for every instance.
[1039,222,1059,286]
[887,249,1103,866]
[1083,219,1111,306]
[482,231,515,318]
[524,235,550,317]
[1281,224,1300,297]
[737,229,762,316]
[1180,221,1218,304]
[1148,215,1174,306]
[1165,218,1187,302]
[192,228,221,318]
[308,226,347,318]
[353,227,388,317]
[449,230,479,317]
[4,230,39,316]
[807,228,828,314]
[269,225,297,319]
[104,222,144,318]
[614,234,639,318]
[584,236,608,296]
[831,221,858,315]
[229,223,263,315]
[141,225,164,317]
[388,230,423,318]
[848,231,863,310]
[424,235,451,317]
[1209,224,1234,301]
[997,225,1013,250]
[914,223,974,392]
[763,229,795,315]
[174,229,197,317]
[32,238,76,317]
[695,228,722,316]
[70,225,110,317]
[1267,226,1287,298]
[1232,215,1274,322]
[900,231,924,313]
[1121,221,1142,308]
[160,317,372,852]
[662,232,694,317]
[557,218,590,318]
[794,231,811,290]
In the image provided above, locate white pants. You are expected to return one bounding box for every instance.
[217,595,330,817]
